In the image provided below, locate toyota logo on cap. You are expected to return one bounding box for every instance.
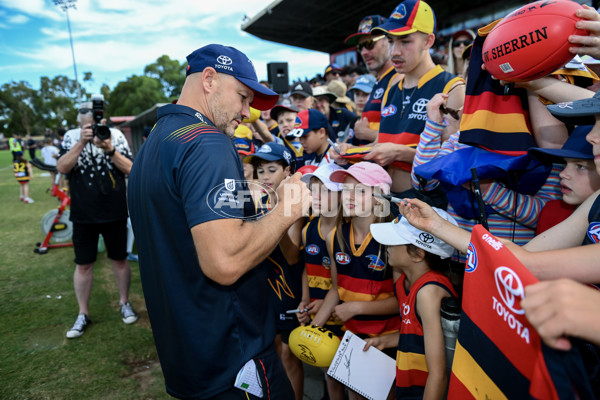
[419,232,434,243]
[217,55,232,65]
[494,266,525,315]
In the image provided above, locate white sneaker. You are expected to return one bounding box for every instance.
[120,302,138,324]
[24,197,34,203]
[66,314,90,338]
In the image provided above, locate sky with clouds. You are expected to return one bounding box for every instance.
[0,0,330,95]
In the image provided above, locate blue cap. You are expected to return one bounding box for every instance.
[324,64,343,77]
[528,125,594,164]
[547,90,600,126]
[344,15,388,46]
[243,142,294,166]
[186,44,278,110]
[350,74,376,94]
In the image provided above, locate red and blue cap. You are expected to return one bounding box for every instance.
[372,0,436,36]
[186,44,279,111]
[324,64,343,77]
[295,109,329,137]
[232,137,255,156]
[344,15,388,46]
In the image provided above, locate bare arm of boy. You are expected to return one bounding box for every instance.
[294,266,311,325]
[522,278,600,350]
[333,296,398,322]
[279,217,305,266]
[507,243,600,283]
[398,198,471,253]
[363,332,400,351]
[526,91,568,149]
[524,190,599,252]
[251,119,275,143]
[418,285,451,400]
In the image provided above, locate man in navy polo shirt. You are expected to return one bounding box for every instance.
[128,44,311,400]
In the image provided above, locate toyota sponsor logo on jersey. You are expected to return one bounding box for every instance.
[335,252,351,265]
[373,88,384,99]
[306,244,320,256]
[492,266,530,343]
[406,98,429,120]
[382,105,397,117]
[465,242,477,273]
[207,180,274,220]
[587,222,600,243]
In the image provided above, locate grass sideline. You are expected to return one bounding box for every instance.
[0,150,168,399]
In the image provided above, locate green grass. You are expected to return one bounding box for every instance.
[0,150,169,399]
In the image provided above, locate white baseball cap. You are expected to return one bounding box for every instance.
[301,163,343,192]
[370,207,458,259]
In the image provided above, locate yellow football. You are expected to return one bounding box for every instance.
[289,325,341,368]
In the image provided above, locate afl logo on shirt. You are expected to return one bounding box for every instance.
[382,105,397,117]
[335,252,351,265]
[465,242,477,273]
[306,244,320,255]
[587,222,600,244]
[373,88,384,99]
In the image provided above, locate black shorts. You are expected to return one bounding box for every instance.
[72,220,128,265]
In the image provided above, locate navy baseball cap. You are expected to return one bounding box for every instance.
[295,109,329,137]
[186,44,278,111]
[528,125,594,164]
[243,142,294,166]
[372,0,436,36]
[344,15,388,46]
[547,90,600,126]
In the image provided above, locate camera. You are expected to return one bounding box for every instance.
[91,94,111,141]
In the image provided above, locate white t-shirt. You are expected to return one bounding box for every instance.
[41,145,59,166]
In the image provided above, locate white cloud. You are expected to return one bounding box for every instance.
[8,14,28,23]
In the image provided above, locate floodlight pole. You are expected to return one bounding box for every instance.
[54,0,82,102]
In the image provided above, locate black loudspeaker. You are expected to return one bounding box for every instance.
[267,62,289,94]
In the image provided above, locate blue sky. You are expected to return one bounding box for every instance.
[0,0,330,95]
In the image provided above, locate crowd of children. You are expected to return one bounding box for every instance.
[220,0,600,398]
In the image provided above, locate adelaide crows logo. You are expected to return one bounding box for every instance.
[365,255,385,271]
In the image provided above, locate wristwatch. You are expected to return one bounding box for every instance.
[105,147,116,157]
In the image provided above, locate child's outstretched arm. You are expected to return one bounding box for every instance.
[417,285,452,400]
[398,198,471,253]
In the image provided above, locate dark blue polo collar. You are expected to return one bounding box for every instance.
[157,104,216,128]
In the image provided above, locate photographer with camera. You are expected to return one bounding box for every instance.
[57,96,138,339]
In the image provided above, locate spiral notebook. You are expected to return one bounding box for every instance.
[327,331,396,400]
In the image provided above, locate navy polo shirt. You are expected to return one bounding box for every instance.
[329,107,357,142]
[128,104,275,399]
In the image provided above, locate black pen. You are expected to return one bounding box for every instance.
[372,193,409,206]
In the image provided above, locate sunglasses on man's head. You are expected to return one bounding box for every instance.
[356,35,385,52]
[78,108,92,114]
[453,39,471,48]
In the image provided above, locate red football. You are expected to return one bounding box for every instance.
[482,0,588,82]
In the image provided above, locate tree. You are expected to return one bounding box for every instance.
[106,75,167,117]
[144,55,185,100]
[0,81,39,136]
[35,75,82,129]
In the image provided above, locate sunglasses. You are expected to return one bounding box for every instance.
[453,39,471,48]
[439,104,464,120]
[356,35,385,52]
[78,108,92,114]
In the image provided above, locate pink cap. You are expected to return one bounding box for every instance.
[329,161,392,194]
